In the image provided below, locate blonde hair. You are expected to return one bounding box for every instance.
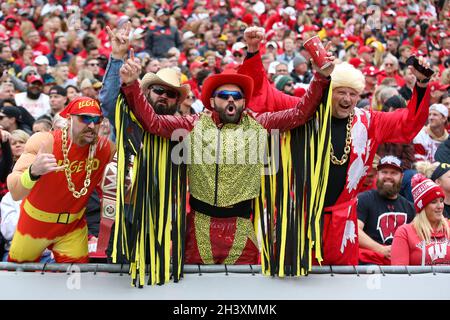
[415,161,440,178]
[10,129,30,143]
[331,62,365,94]
[413,210,449,242]
[441,68,450,85]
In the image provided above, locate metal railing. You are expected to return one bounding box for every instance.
[1,262,450,275]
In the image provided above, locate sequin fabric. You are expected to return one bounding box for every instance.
[187,114,267,207]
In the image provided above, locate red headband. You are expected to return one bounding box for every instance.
[59,97,102,118]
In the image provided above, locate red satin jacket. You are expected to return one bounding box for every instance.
[120,74,330,136]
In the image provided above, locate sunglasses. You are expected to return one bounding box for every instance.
[151,85,178,99]
[285,82,294,87]
[77,114,103,125]
[213,90,244,101]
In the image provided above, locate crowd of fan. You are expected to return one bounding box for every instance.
[0,0,449,265]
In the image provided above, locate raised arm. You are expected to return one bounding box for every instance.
[100,23,132,133]
[239,26,334,115]
[250,74,331,131]
[119,51,198,138]
[370,60,432,144]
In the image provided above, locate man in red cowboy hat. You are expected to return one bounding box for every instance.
[6,97,115,263]
[118,49,334,265]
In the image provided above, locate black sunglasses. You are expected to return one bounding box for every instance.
[151,85,178,99]
[213,90,244,101]
[78,114,103,125]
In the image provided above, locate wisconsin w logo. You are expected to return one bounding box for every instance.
[377,212,407,243]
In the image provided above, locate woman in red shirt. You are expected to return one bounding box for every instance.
[391,174,449,265]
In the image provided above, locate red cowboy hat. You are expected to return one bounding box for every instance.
[201,71,253,111]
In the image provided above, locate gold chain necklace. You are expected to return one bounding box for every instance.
[62,126,95,198]
[330,111,354,166]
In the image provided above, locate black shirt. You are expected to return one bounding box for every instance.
[324,116,350,208]
[357,189,416,245]
[445,203,450,219]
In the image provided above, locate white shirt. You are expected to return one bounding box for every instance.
[15,92,50,119]
[1,192,21,246]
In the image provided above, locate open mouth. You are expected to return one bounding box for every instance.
[226,105,236,117]
[340,104,351,110]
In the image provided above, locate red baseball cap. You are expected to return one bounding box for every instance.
[189,60,207,72]
[430,82,450,92]
[59,97,103,118]
[386,30,399,38]
[362,66,381,77]
[27,75,43,85]
[349,57,364,68]
[358,46,374,54]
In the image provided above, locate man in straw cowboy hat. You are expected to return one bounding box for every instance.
[98,24,189,266]
[100,22,186,136]
[117,46,335,267]
[240,26,433,266]
[6,97,115,263]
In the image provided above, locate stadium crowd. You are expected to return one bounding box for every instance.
[0,0,449,267]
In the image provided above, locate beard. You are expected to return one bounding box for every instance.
[146,93,178,115]
[377,178,402,198]
[79,127,98,145]
[214,101,243,124]
[27,87,42,100]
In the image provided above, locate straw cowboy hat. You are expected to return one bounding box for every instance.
[140,68,190,102]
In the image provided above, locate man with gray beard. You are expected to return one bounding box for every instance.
[357,156,416,265]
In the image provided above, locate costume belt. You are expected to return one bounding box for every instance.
[189,196,252,219]
[23,199,85,224]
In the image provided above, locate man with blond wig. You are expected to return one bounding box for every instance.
[240,26,433,266]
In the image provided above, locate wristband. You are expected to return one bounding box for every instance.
[20,166,38,190]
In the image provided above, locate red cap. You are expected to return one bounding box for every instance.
[362,65,381,77]
[327,29,341,38]
[189,60,207,71]
[349,57,364,68]
[323,20,334,29]
[386,30,399,38]
[59,97,103,118]
[411,174,445,212]
[27,75,43,84]
[413,35,424,48]
[428,25,439,32]
[439,49,450,59]
[358,46,374,54]
[407,27,417,37]
[430,81,450,92]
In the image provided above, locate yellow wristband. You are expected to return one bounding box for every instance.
[20,167,37,190]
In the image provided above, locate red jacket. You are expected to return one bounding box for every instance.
[237,53,329,113]
[121,76,330,137]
